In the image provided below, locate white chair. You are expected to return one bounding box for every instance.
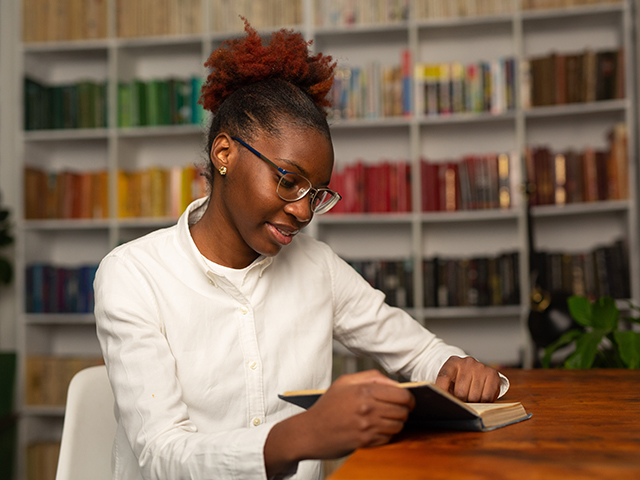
[55,365,116,480]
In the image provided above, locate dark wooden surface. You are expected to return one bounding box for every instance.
[329,369,640,480]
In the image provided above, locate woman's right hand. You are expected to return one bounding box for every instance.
[264,369,415,478]
[301,369,415,458]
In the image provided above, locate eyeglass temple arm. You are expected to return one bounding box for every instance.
[231,137,288,175]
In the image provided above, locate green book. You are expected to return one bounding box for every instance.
[190,76,205,124]
[131,79,147,127]
[158,80,171,125]
[118,83,132,128]
[50,86,65,130]
[146,80,160,127]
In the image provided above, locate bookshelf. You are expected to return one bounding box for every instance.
[10,0,638,479]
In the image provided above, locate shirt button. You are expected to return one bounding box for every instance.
[252,417,261,426]
[249,361,258,370]
[239,306,249,315]
[208,279,214,285]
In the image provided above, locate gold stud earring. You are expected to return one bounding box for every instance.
[218,166,227,176]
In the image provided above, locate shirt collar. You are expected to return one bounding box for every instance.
[175,197,274,287]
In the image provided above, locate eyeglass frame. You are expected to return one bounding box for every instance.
[231,136,342,214]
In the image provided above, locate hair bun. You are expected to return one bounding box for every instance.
[199,18,336,115]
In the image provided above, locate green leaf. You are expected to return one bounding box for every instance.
[591,296,618,331]
[613,331,640,369]
[542,329,583,368]
[567,296,593,327]
[564,330,607,369]
[0,258,12,285]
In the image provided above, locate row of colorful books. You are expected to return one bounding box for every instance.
[26,441,60,480]
[117,77,206,128]
[532,240,630,300]
[24,164,208,220]
[117,0,202,37]
[25,356,104,406]
[24,168,109,220]
[315,0,409,27]
[522,0,621,9]
[423,252,521,307]
[328,51,412,120]
[117,166,207,218]
[25,264,99,314]
[22,0,107,43]
[328,161,412,214]
[24,79,107,131]
[211,0,302,32]
[347,259,415,308]
[415,58,517,117]
[421,152,519,212]
[526,123,628,206]
[415,0,515,20]
[523,48,624,108]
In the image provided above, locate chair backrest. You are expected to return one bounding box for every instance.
[55,365,116,480]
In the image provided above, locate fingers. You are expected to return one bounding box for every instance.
[335,369,400,388]
[436,356,502,403]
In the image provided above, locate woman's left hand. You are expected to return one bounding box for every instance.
[435,356,501,403]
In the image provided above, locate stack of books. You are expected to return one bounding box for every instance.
[328,160,412,214]
[423,252,521,307]
[523,47,624,108]
[117,77,206,128]
[347,259,414,308]
[24,168,109,220]
[117,165,207,218]
[24,79,107,130]
[414,58,517,117]
[25,263,99,314]
[421,152,519,212]
[526,123,628,206]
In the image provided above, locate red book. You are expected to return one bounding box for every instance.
[422,161,440,212]
[397,161,408,212]
[381,162,391,213]
[389,163,399,212]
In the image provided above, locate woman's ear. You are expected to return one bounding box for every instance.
[210,134,232,173]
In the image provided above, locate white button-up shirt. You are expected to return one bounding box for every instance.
[95,197,507,480]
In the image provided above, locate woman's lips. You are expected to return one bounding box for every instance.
[267,223,298,246]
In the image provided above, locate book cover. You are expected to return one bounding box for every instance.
[279,381,531,432]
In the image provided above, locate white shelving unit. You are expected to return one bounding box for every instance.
[9,1,638,479]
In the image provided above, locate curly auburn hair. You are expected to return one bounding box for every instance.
[199,19,337,188]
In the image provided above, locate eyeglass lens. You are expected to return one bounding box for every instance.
[276,173,336,213]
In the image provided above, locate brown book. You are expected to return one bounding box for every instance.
[583,147,599,202]
[555,53,566,105]
[583,50,597,103]
[25,356,45,405]
[564,150,584,204]
[280,381,531,432]
[553,153,566,205]
[564,53,584,104]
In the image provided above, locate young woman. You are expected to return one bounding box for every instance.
[95,21,507,480]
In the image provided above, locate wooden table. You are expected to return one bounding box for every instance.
[329,369,640,480]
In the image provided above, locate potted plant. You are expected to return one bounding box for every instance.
[0,195,15,480]
[542,295,640,369]
[0,199,12,287]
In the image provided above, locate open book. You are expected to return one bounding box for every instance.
[279,381,531,432]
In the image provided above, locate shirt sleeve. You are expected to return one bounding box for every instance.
[94,254,273,480]
[327,251,509,397]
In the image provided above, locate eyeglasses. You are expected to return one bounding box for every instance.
[231,137,342,215]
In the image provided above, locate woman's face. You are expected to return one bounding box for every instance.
[211,125,334,265]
